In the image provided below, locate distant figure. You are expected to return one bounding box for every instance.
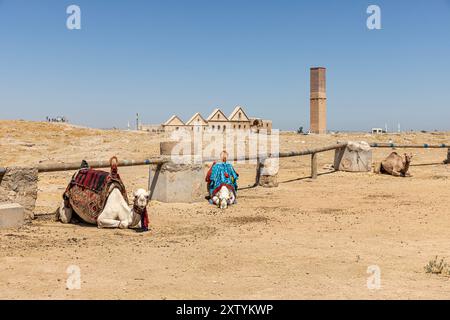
[205,151,239,209]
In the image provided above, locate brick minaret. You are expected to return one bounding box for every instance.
[310,67,327,134]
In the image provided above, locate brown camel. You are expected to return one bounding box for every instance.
[374,152,413,177]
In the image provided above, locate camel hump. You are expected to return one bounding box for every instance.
[388,151,400,157]
[384,151,402,162]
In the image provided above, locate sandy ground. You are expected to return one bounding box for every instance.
[1,120,450,299]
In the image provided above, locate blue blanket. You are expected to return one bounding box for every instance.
[207,162,239,196]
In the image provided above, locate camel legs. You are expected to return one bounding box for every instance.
[212,196,220,205]
[97,217,130,229]
[97,211,129,229]
[97,218,120,228]
[391,170,402,177]
[59,200,73,224]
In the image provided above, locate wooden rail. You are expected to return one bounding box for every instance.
[370,142,450,164]
[36,158,168,173]
[370,143,448,149]
[277,143,349,158]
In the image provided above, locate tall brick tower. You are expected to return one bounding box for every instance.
[310,67,327,134]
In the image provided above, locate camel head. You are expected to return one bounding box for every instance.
[133,188,150,212]
[221,150,228,163]
[404,153,413,164]
[217,185,231,209]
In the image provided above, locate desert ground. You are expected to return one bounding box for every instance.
[1,120,450,299]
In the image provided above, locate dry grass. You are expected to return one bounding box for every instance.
[425,256,450,276]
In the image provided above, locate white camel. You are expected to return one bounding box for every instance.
[212,185,235,209]
[58,188,149,229]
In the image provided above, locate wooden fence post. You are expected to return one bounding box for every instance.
[311,153,318,179]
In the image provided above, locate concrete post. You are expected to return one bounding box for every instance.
[148,161,205,203]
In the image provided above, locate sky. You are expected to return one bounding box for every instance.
[0,0,449,131]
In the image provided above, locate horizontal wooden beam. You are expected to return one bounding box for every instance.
[278,143,348,158]
[37,158,169,173]
[370,143,448,149]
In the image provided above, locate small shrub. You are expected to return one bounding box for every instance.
[425,256,450,275]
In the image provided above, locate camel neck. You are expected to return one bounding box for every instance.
[403,160,410,173]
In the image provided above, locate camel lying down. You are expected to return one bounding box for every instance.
[374,152,413,177]
[58,188,150,230]
[56,157,150,231]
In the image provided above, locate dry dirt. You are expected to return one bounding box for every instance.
[1,120,450,299]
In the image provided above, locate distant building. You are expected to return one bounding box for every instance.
[139,124,164,133]
[371,128,384,134]
[139,106,272,134]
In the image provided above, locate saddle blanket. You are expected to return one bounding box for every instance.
[206,162,239,197]
[72,169,110,192]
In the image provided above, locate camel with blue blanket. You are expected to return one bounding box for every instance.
[205,151,239,209]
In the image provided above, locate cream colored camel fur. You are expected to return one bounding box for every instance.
[374,152,413,177]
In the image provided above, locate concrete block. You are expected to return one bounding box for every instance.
[149,162,205,203]
[0,203,25,228]
[334,141,372,172]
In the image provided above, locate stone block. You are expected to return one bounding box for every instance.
[0,203,25,228]
[334,141,372,172]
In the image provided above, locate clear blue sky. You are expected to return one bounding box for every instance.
[1,0,450,131]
